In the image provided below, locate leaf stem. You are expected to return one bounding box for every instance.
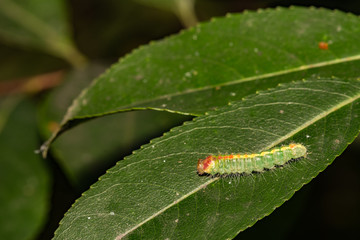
[174,0,198,28]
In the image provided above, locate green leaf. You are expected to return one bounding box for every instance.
[51,111,192,189]
[43,7,360,154]
[53,78,360,239]
[0,98,50,240]
[0,0,85,67]
[38,64,192,188]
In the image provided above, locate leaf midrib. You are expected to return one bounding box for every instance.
[115,79,360,239]
[71,53,360,120]
[266,83,360,149]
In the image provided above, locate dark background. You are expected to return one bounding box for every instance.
[1,1,359,239]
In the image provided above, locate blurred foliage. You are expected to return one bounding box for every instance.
[0,98,50,240]
[0,0,359,239]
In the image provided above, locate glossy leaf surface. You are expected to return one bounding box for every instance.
[44,7,360,152]
[53,78,360,239]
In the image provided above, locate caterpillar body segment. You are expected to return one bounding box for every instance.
[197,144,307,176]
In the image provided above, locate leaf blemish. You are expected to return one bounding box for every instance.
[318,41,329,50]
[184,72,192,78]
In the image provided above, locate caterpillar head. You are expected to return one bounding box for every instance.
[197,156,215,175]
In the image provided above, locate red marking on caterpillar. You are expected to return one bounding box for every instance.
[197,143,307,176]
[318,42,329,50]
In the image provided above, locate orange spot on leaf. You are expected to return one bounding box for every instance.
[318,42,329,50]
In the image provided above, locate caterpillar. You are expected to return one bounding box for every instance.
[197,143,307,176]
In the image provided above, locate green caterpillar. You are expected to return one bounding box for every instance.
[197,143,307,175]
